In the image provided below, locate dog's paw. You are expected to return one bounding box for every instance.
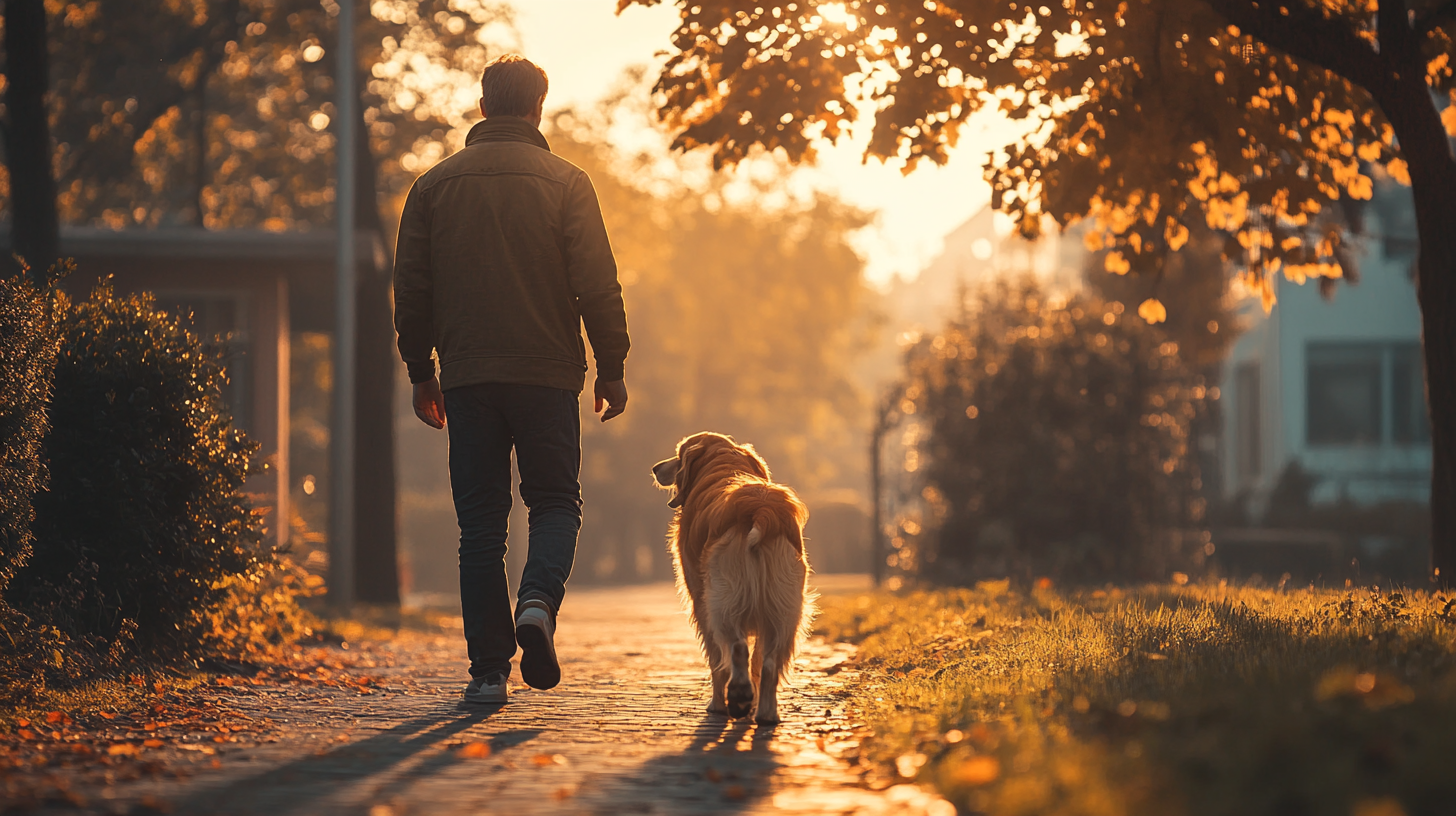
[706,702,728,716]
[726,681,755,719]
[754,711,781,726]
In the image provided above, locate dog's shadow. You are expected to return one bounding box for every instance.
[582,710,795,815]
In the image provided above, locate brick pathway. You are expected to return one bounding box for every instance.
[34,581,951,816]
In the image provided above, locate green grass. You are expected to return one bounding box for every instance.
[818,581,1456,816]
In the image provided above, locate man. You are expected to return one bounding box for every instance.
[393,54,630,705]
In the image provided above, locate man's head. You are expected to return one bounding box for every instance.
[479,54,548,127]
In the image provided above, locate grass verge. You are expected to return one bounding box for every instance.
[818,581,1456,816]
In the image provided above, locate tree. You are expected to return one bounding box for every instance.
[626,0,1456,579]
[25,0,514,229]
[2,0,59,270]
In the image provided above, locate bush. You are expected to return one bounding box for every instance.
[893,279,1207,583]
[0,269,68,701]
[11,280,268,661]
[0,270,60,593]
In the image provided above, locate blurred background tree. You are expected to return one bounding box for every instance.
[890,280,1207,584]
[626,0,1456,580]
[11,0,515,230]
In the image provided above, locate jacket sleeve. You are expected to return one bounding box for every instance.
[562,171,630,382]
[393,179,437,384]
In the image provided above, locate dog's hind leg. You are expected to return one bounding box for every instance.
[703,630,729,715]
[754,651,781,725]
[723,638,754,719]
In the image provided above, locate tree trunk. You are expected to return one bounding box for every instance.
[350,77,400,606]
[3,0,60,274]
[1382,78,1456,584]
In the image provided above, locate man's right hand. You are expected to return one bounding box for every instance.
[594,378,628,422]
[413,377,447,429]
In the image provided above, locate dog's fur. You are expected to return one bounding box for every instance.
[652,432,815,724]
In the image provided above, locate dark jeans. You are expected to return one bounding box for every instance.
[444,383,582,680]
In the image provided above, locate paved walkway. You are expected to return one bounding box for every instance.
[30,581,951,816]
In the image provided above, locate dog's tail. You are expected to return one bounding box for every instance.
[726,479,808,554]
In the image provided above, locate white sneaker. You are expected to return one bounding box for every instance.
[514,599,561,690]
[464,673,508,704]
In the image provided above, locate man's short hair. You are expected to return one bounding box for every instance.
[480,54,548,118]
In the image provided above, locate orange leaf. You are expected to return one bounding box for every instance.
[17,729,35,740]
[98,712,116,720]
[143,739,165,749]
[459,742,491,759]
[108,743,139,756]
[45,711,64,724]
[1137,298,1167,324]
[954,755,1001,786]
[144,722,160,731]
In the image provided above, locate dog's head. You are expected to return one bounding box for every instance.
[652,432,768,509]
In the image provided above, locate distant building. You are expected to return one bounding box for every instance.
[1219,180,1430,515]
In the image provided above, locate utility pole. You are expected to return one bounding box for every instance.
[869,387,900,587]
[328,0,357,610]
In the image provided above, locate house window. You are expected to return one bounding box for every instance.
[1306,342,1427,447]
[1391,343,1430,445]
[1234,362,1260,482]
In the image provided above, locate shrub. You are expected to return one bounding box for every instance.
[0,270,60,593]
[892,279,1207,583]
[11,280,268,661]
[0,269,68,701]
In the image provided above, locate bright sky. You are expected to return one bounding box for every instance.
[512,0,1009,286]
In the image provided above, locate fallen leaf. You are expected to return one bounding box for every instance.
[98,712,116,720]
[144,739,165,749]
[16,719,30,728]
[531,753,565,767]
[45,711,64,724]
[459,742,491,759]
[144,722,161,731]
[954,755,1001,786]
[108,743,139,756]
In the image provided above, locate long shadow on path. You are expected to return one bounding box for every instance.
[171,702,517,816]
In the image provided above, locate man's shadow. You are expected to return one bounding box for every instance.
[169,701,535,815]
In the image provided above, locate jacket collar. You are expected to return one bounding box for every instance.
[464,116,551,152]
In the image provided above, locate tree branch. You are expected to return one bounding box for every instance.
[1202,0,1396,102]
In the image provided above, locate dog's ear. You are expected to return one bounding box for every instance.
[651,457,679,488]
[667,443,703,508]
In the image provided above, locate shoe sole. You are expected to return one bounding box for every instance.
[515,612,561,690]
[463,688,508,705]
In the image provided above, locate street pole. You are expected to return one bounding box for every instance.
[328,0,357,610]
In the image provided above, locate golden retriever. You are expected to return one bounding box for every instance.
[652,432,815,724]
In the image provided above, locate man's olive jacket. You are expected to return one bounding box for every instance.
[392,116,629,393]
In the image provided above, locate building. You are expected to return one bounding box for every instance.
[1219,180,1430,515]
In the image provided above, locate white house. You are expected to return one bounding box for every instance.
[1219,178,1430,514]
